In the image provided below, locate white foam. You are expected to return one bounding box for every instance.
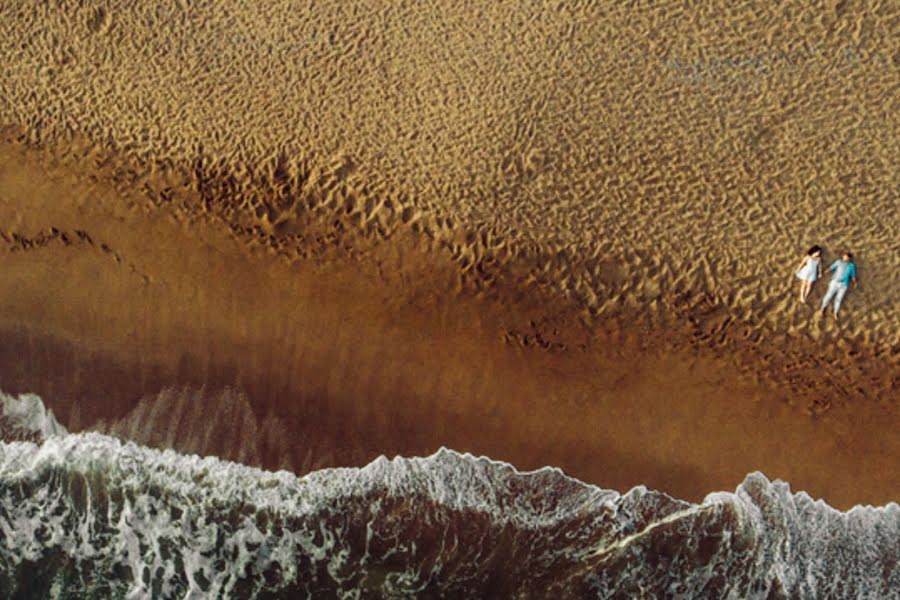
[0,392,67,439]
[0,390,897,598]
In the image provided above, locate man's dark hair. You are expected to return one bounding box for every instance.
[844,251,853,260]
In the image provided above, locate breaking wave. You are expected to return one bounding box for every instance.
[0,391,897,599]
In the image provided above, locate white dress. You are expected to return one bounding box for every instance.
[796,257,819,282]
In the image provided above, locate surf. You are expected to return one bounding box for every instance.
[0,391,897,599]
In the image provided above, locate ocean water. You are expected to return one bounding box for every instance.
[0,391,897,599]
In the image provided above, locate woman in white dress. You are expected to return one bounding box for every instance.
[795,245,823,303]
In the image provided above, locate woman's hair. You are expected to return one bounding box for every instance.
[806,245,822,256]
[844,251,853,259]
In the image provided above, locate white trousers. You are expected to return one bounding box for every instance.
[821,280,849,314]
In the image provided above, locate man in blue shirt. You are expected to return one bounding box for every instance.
[820,252,860,319]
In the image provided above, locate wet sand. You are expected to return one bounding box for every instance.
[1,139,897,509]
[0,1,898,508]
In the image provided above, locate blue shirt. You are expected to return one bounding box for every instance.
[829,260,856,285]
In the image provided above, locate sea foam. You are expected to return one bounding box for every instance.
[0,391,897,599]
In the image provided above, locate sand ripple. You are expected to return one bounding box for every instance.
[1,0,897,351]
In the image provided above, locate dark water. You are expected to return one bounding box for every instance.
[0,391,897,599]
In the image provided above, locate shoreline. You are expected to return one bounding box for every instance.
[1,138,897,509]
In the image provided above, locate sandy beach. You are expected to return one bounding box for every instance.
[1,0,898,509]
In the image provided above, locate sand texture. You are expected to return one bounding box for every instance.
[0,1,898,507]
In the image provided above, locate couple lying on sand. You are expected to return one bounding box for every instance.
[795,247,861,319]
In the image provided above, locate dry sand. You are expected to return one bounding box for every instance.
[0,1,897,508]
